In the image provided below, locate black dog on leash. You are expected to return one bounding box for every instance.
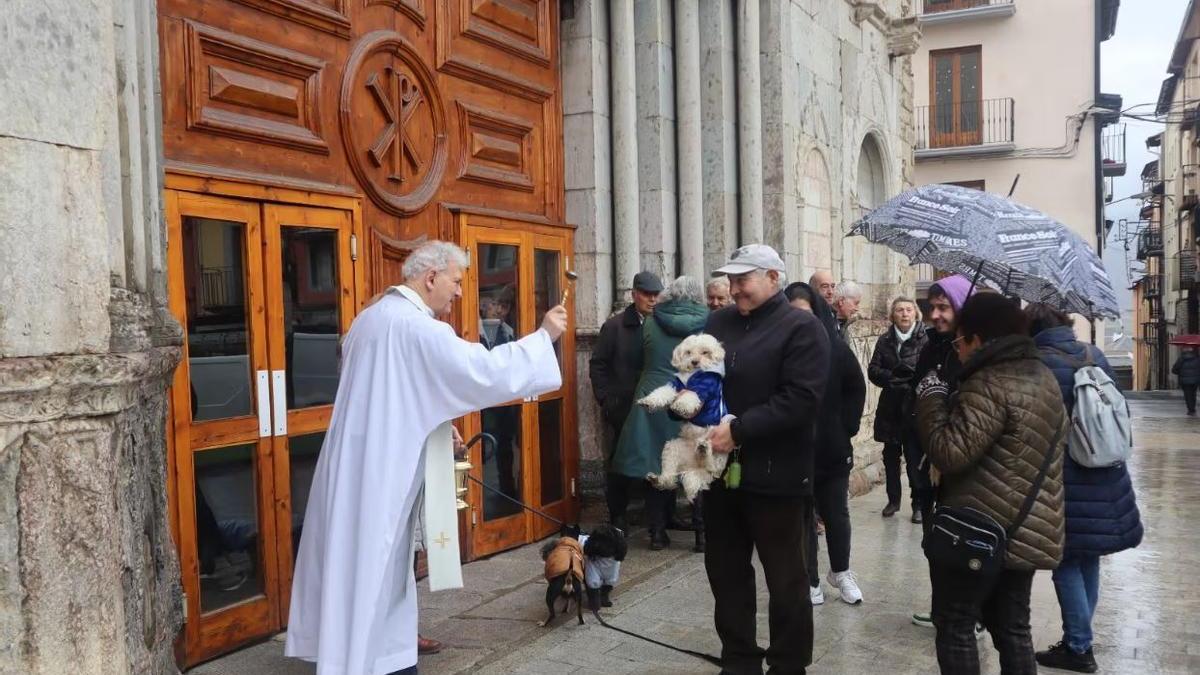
[539,525,585,626]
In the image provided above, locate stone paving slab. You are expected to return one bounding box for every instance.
[197,400,1199,675]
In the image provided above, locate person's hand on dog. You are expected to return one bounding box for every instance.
[708,421,735,454]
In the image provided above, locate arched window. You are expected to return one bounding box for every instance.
[801,149,834,279]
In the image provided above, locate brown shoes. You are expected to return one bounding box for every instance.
[417,635,443,655]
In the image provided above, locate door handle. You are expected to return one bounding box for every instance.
[271,370,288,436]
[256,370,271,437]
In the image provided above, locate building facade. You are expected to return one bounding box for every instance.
[911,0,1121,303]
[1,0,920,670]
[562,0,923,499]
[1131,2,1200,390]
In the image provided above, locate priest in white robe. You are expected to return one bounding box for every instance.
[285,241,566,675]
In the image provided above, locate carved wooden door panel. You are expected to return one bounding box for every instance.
[158,0,570,663]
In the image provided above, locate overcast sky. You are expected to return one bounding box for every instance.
[1102,0,1190,321]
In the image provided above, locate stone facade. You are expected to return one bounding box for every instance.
[0,1,182,673]
[563,0,920,498]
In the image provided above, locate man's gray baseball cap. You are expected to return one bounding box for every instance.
[712,244,786,276]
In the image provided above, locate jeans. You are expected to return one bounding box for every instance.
[1184,384,1198,414]
[929,561,1037,675]
[1052,555,1101,653]
[705,486,813,674]
[807,471,851,581]
[883,431,931,512]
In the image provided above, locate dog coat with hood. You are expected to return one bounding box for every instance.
[668,363,727,427]
[543,537,585,583]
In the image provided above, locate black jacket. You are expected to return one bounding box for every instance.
[706,292,830,496]
[1172,352,1200,385]
[905,326,961,437]
[589,305,645,429]
[868,322,929,443]
[815,335,866,480]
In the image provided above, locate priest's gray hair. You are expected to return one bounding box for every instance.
[402,241,469,280]
[659,276,705,305]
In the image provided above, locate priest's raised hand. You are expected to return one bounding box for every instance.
[541,304,569,341]
[286,241,565,675]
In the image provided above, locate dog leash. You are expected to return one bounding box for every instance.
[465,472,723,668]
[589,611,723,666]
[462,433,722,667]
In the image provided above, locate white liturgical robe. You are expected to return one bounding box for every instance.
[285,286,562,674]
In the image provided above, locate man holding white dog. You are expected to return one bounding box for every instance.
[703,244,831,675]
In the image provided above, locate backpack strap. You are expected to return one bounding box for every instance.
[1006,419,1065,539]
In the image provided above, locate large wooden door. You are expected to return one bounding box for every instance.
[158,0,570,663]
[166,191,359,664]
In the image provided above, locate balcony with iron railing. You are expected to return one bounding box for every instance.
[1137,228,1163,260]
[919,0,1016,24]
[915,98,1016,159]
[1101,124,1127,177]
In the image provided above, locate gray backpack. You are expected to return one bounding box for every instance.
[1064,349,1133,468]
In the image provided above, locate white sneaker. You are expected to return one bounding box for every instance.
[827,570,863,605]
[809,584,825,606]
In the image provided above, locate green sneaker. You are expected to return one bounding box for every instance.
[911,612,934,628]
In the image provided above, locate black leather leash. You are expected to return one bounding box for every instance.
[462,433,723,667]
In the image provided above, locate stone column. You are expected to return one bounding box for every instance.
[635,0,678,280]
[562,0,614,494]
[0,1,182,673]
[700,0,739,273]
[736,0,764,245]
[675,0,704,280]
[610,0,641,303]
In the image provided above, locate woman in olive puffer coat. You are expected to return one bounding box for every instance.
[916,292,1066,675]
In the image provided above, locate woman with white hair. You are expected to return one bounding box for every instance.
[613,276,709,551]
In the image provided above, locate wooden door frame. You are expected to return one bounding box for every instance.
[458,215,579,557]
[929,45,983,148]
[461,224,534,556]
[166,190,281,664]
[165,172,365,666]
[260,203,358,621]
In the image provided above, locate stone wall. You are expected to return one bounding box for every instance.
[564,0,919,503]
[0,1,182,673]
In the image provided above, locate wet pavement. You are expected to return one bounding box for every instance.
[195,399,1200,674]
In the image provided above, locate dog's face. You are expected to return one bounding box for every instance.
[671,334,726,373]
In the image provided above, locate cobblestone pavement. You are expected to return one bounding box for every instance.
[195,400,1200,674]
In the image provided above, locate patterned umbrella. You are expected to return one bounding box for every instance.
[849,184,1120,320]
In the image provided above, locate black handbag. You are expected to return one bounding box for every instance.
[923,422,1063,579]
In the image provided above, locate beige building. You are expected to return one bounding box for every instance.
[1131,1,1200,390]
[911,0,1122,300]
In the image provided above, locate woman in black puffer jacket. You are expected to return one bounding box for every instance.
[1027,304,1143,674]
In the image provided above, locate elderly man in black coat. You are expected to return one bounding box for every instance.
[703,245,830,675]
[589,271,662,531]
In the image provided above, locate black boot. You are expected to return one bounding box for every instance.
[693,529,705,553]
[600,584,614,608]
[649,528,670,550]
[587,587,602,612]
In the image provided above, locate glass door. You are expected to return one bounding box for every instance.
[530,234,576,540]
[462,222,578,557]
[261,204,357,621]
[166,192,281,664]
[463,226,532,555]
[166,193,359,665]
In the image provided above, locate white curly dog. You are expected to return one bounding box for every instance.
[638,333,732,501]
